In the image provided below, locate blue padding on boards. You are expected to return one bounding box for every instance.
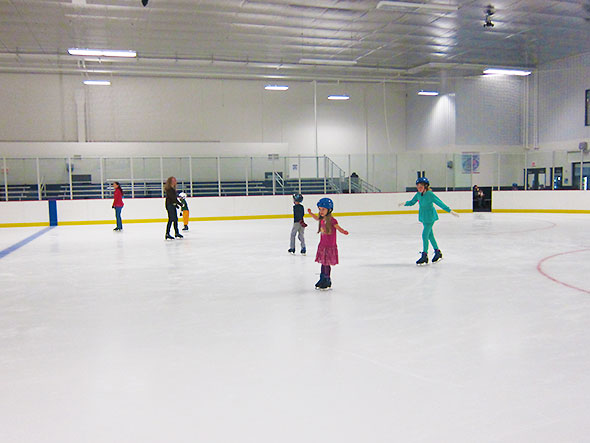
[48,200,58,226]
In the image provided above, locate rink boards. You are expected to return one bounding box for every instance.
[0,190,589,227]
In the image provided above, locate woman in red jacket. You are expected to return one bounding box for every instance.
[112,181,124,231]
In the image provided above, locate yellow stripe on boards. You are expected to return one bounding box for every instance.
[1,209,480,228]
[57,219,168,226]
[50,210,474,226]
[0,222,49,228]
[492,209,590,214]
[7,209,590,228]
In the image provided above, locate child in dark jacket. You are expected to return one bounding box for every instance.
[288,193,307,255]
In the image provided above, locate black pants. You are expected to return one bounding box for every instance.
[166,204,179,235]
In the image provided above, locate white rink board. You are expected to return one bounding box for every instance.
[0,192,473,226]
[0,201,49,225]
[492,190,590,212]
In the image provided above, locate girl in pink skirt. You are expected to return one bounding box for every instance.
[307,197,349,290]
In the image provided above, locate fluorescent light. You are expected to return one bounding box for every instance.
[68,48,137,58]
[418,90,439,96]
[376,1,458,13]
[299,58,357,66]
[264,85,289,91]
[328,94,350,100]
[83,80,111,86]
[483,68,531,76]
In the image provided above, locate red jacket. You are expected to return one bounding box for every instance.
[113,187,124,208]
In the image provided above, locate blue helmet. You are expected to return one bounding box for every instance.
[416,177,430,186]
[293,193,303,202]
[317,197,334,210]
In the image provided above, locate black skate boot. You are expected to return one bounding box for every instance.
[165,234,174,240]
[317,277,331,290]
[288,248,295,254]
[416,252,428,266]
[301,247,306,255]
[315,273,326,289]
[182,225,189,231]
[432,249,443,263]
[175,233,184,239]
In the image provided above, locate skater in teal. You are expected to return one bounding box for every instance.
[399,177,459,265]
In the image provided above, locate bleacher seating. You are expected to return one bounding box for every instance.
[0,177,349,201]
[0,184,38,201]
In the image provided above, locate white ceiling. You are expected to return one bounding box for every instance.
[1,0,590,82]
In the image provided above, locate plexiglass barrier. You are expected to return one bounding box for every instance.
[1,151,588,201]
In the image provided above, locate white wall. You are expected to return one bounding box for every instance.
[0,201,48,226]
[406,88,456,152]
[536,53,590,150]
[493,190,590,212]
[0,74,406,157]
[0,142,289,158]
[406,76,525,153]
[455,76,523,146]
[2,64,588,158]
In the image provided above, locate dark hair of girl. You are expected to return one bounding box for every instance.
[113,181,124,196]
[317,209,333,235]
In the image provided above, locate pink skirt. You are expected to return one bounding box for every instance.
[315,245,339,265]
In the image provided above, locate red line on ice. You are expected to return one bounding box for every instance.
[537,249,590,294]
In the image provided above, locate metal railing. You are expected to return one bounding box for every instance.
[6,148,587,201]
[0,154,382,201]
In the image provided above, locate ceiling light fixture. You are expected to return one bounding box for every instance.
[299,58,357,66]
[483,68,531,76]
[68,48,137,58]
[83,80,111,86]
[418,90,439,96]
[328,94,350,101]
[376,1,458,13]
[264,85,289,91]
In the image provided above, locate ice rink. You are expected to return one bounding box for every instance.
[1,212,590,443]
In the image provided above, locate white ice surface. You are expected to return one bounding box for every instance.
[1,213,590,443]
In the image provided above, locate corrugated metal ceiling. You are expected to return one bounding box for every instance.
[0,0,589,81]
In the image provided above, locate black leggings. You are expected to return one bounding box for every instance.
[166,204,179,235]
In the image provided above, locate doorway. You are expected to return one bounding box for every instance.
[524,168,547,190]
[572,162,590,190]
[550,167,563,189]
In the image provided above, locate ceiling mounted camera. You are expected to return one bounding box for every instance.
[483,5,495,28]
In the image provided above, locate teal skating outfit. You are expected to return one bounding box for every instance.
[404,190,451,252]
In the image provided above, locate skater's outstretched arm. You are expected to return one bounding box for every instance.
[431,193,452,213]
[333,223,349,235]
[307,208,320,221]
[399,193,419,207]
